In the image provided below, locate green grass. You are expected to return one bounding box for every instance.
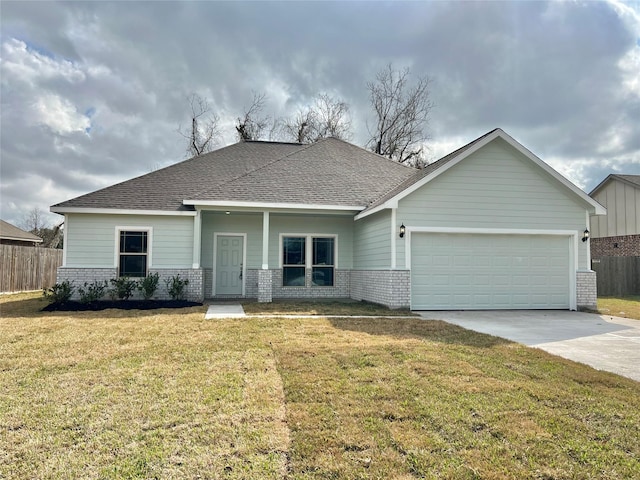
[240,299,415,316]
[2,292,639,479]
[598,296,640,321]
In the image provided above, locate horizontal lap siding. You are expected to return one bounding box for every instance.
[65,214,194,268]
[353,210,390,269]
[200,212,262,269]
[397,138,589,269]
[269,214,354,269]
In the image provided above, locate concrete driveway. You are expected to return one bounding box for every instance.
[415,310,640,382]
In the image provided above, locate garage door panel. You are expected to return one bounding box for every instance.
[411,233,570,310]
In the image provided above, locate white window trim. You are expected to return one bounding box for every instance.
[279,233,338,287]
[114,226,153,275]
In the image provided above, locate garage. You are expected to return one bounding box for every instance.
[410,232,571,310]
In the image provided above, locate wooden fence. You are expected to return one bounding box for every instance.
[591,256,640,296]
[0,245,63,293]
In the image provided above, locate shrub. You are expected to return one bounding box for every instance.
[109,277,137,300]
[77,280,108,304]
[138,272,160,300]
[165,274,189,301]
[43,280,74,304]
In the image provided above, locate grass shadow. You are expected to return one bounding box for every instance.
[329,316,513,348]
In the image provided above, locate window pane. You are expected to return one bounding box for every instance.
[283,237,305,265]
[283,266,305,286]
[312,267,334,286]
[120,255,147,277]
[120,231,147,253]
[312,237,334,266]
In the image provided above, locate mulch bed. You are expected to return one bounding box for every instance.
[42,300,202,312]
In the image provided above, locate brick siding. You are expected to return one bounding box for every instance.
[591,235,640,258]
[576,270,597,311]
[57,267,204,302]
[350,270,411,309]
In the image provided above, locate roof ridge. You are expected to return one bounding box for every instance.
[318,136,419,171]
[187,140,318,201]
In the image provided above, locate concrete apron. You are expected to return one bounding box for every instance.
[415,310,640,383]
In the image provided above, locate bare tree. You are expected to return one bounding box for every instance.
[236,92,270,141]
[280,93,352,143]
[20,207,63,248]
[178,93,220,157]
[366,64,433,167]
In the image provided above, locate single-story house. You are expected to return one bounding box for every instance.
[51,128,605,310]
[589,174,640,258]
[0,220,43,246]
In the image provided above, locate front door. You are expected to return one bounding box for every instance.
[215,235,244,295]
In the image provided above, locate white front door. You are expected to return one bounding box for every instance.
[215,235,244,295]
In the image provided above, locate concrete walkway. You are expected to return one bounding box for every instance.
[416,310,640,382]
[205,304,246,319]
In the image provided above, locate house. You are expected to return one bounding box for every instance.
[589,174,640,258]
[50,128,605,310]
[588,174,639,296]
[0,220,43,246]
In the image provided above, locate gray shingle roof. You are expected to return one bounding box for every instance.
[0,220,43,243]
[589,174,640,196]
[52,141,305,211]
[52,138,417,212]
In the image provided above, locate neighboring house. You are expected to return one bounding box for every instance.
[0,220,43,246]
[51,128,604,310]
[589,174,640,258]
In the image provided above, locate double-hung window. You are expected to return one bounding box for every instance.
[282,235,335,287]
[282,237,306,286]
[118,230,149,277]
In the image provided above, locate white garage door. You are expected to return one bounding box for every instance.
[411,233,571,310]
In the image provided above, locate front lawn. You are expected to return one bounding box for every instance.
[2,292,639,479]
[598,296,640,320]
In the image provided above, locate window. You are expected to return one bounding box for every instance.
[282,235,335,287]
[312,237,334,286]
[118,230,148,277]
[282,237,306,286]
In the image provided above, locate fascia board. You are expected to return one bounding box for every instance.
[183,199,363,212]
[50,207,197,216]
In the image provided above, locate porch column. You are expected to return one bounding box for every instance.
[262,211,269,269]
[390,207,397,269]
[192,209,201,268]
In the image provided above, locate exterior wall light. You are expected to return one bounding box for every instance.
[582,228,590,242]
[399,223,406,238]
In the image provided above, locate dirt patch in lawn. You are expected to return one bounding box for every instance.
[42,300,202,312]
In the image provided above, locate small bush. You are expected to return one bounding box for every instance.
[77,280,108,304]
[43,280,74,304]
[165,274,190,301]
[138,272,160,300]
[109,277,137,300]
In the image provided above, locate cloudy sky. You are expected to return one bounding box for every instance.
[1,1,639,227]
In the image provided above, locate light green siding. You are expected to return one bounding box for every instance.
[199,212,354,270]
[65,214,194,268]
[200,212,263,269]
[353,210,391,269]
[396,138,591,269]
[269,214,354,268]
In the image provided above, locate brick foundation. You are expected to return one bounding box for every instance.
[56,267,204,302]
[350,270,411,309]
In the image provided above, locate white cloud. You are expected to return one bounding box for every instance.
[31,93,90,135]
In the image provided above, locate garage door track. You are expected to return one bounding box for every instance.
[416,310,640,382]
